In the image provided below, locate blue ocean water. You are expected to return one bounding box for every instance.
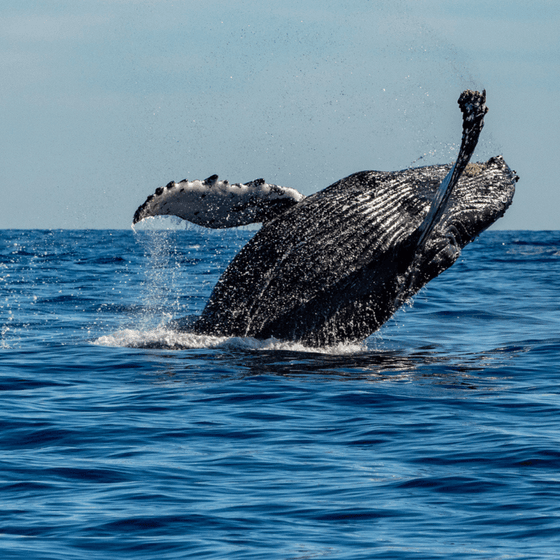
[1,228,560,559]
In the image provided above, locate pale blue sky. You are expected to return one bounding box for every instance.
[1,0,558,229]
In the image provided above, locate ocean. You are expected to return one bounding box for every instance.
[1,228,559,559]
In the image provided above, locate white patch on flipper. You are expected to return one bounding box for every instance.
[133,177,305,228]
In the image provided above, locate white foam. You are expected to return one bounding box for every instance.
[93,327,366,354]
[93,327,228,349]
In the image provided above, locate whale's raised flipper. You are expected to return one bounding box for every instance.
[395,89,490,305]
[415,89,488,254]
[133,175,305,228]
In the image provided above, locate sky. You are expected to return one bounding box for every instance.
[1,0,558,230]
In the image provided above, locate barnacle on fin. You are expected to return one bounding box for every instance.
[204,174,219,185]
[464,163,483,177]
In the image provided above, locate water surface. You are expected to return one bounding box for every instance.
[1,229,559,559]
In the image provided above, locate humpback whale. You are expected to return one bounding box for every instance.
[133,90,517,346]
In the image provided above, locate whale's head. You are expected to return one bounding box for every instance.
[403,154,517,298]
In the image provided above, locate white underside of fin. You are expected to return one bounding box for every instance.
[133,178,305,228]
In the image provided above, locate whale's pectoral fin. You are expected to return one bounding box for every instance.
[396,90,490,305]
[415,90,488,252]
[133,175,305,228]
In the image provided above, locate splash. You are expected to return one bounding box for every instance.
[131,215,187,232]
[131,227,186,331]
[94,326,367,355]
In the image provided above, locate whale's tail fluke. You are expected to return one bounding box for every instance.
[132,176,305,228]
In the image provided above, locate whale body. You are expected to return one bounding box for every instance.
[133,91,517,346]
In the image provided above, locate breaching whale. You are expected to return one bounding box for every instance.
[133,90,517,346]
